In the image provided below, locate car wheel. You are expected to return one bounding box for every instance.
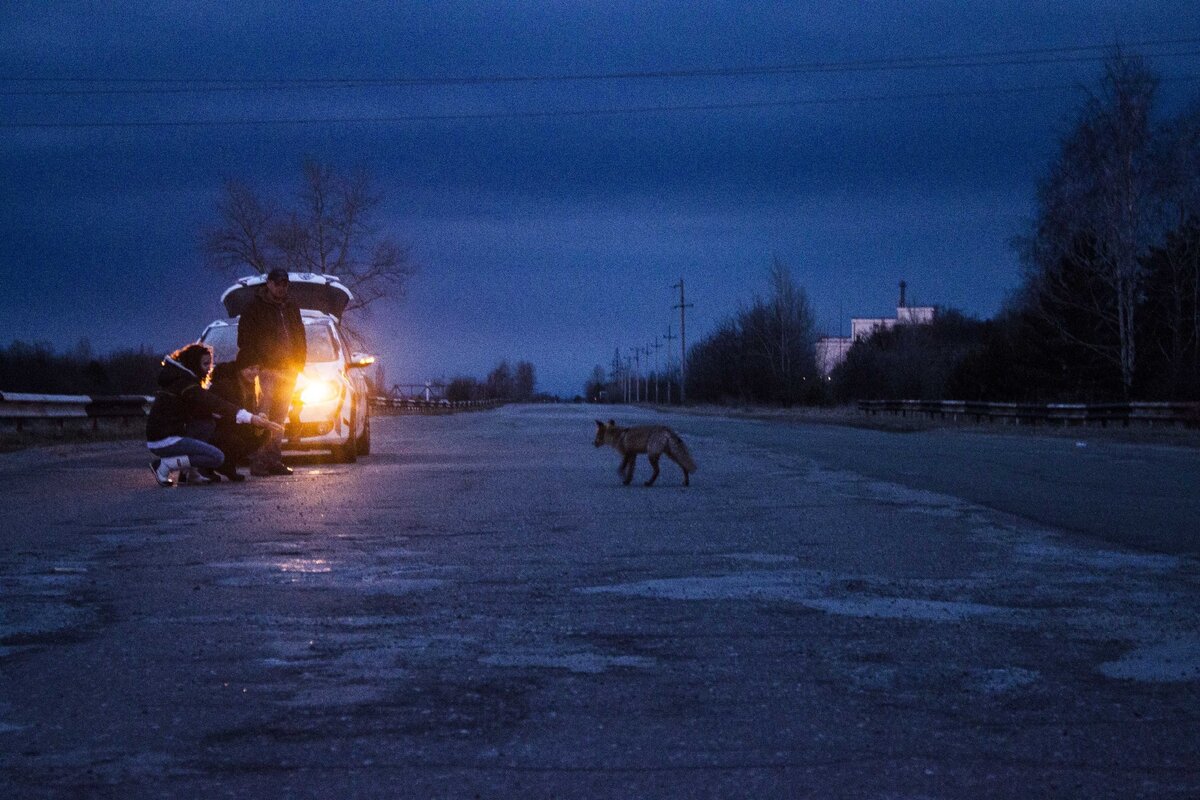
[331,436,358,464]
[356,413,371,456]
[331,410,358,463]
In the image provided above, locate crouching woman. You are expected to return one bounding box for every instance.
[146,343,282,486]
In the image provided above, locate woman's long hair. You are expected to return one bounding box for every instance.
[169,342,214,387]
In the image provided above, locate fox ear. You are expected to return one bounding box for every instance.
[595,420,604,428]
[607,419,616,426]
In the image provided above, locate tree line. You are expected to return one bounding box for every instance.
[1008,51,1200,401]
[0,339,543,407]
[834,50,1199,403]
[685,260,822,405]
[446,359,541,402]
[584,260,821,405]
[0,340,161,395]
[589,49,1200,406]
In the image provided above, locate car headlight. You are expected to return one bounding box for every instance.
[299,378,340,405]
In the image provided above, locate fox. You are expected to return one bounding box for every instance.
[593,419,697,487]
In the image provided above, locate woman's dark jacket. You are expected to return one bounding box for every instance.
[146,358,242,441]
[209,362,266,460]
[236,289,307,371]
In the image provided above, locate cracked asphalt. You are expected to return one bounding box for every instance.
[1,404,1198,798]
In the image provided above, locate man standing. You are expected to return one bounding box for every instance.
[237,268,306,476]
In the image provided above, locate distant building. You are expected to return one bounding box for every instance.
[816,281,935,376]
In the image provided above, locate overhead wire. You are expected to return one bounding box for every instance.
[4,75,1199,130]
[3,35,1200,95]
[2,36,1198,130]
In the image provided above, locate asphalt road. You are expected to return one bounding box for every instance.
[1,404,1198,798]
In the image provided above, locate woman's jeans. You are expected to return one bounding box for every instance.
[150,421,225,469]
[148,438,225,469]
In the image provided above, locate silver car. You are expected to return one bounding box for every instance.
[199,273,374,463]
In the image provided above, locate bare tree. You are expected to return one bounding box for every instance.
[1144,104,1200,396]
[766,257,817,395]
[485,360,514,400]
[446,376,481,402]
[202,157,415,317]
[204,180,274,275]
[738,258,818,403]
[584,365,608,401]
[1022,50,1161,396]
[513,360,536,401]
[686,260,818,405]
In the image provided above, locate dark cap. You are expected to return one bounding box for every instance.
[266,268,289,283]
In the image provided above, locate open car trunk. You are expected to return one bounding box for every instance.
[221,272,353,319]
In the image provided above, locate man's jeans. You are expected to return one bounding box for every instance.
[252,367,296,468]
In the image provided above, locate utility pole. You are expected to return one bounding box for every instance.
[663,323,676,405]
[642,344,652,403]
[628,352,638,402]
[631,347,641,404]
[672,278,693,404]
[611,347,622,404]
[651,338,662,404]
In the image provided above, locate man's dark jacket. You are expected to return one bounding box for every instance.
[236,288,306,370]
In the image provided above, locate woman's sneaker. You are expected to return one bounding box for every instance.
[150,458,174,487]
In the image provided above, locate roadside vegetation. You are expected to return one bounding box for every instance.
[837,50,1200,404]
[685,260,821,406]
[445,359,551,403]
[0,340,160,395]
[590,49,1200,407]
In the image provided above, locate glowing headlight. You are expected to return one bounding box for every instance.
[299,378,339,405]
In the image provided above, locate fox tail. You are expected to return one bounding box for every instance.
[668,432,697,473]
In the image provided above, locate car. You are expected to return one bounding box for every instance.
[198,272,375,463]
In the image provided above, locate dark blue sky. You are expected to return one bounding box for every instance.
[3,2,1199,396]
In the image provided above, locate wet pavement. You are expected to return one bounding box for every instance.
[1,404,1198,798]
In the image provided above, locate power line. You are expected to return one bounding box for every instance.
[3,74,1197,130]
[2,36,1198,97]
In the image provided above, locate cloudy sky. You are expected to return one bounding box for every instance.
[3,2,1199,396]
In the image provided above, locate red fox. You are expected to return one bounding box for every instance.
[593,419,697,487]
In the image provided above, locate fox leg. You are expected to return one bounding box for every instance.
[645,453,661,486]
[620,453,636,485]
[665,452,690,486]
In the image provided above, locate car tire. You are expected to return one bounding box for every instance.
[356,413,371,456]
[331,437,358,464]
[331,410,358,464]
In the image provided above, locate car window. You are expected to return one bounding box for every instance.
[199,325,239,364]
[304,322,340,363]
[200,320,341,365]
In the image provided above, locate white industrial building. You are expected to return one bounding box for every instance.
[816,281,935,376]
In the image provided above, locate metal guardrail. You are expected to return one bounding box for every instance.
[0,391,153,430]
[1,390,502,430]
[369,396,503,414]
[858,399,1200,428]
